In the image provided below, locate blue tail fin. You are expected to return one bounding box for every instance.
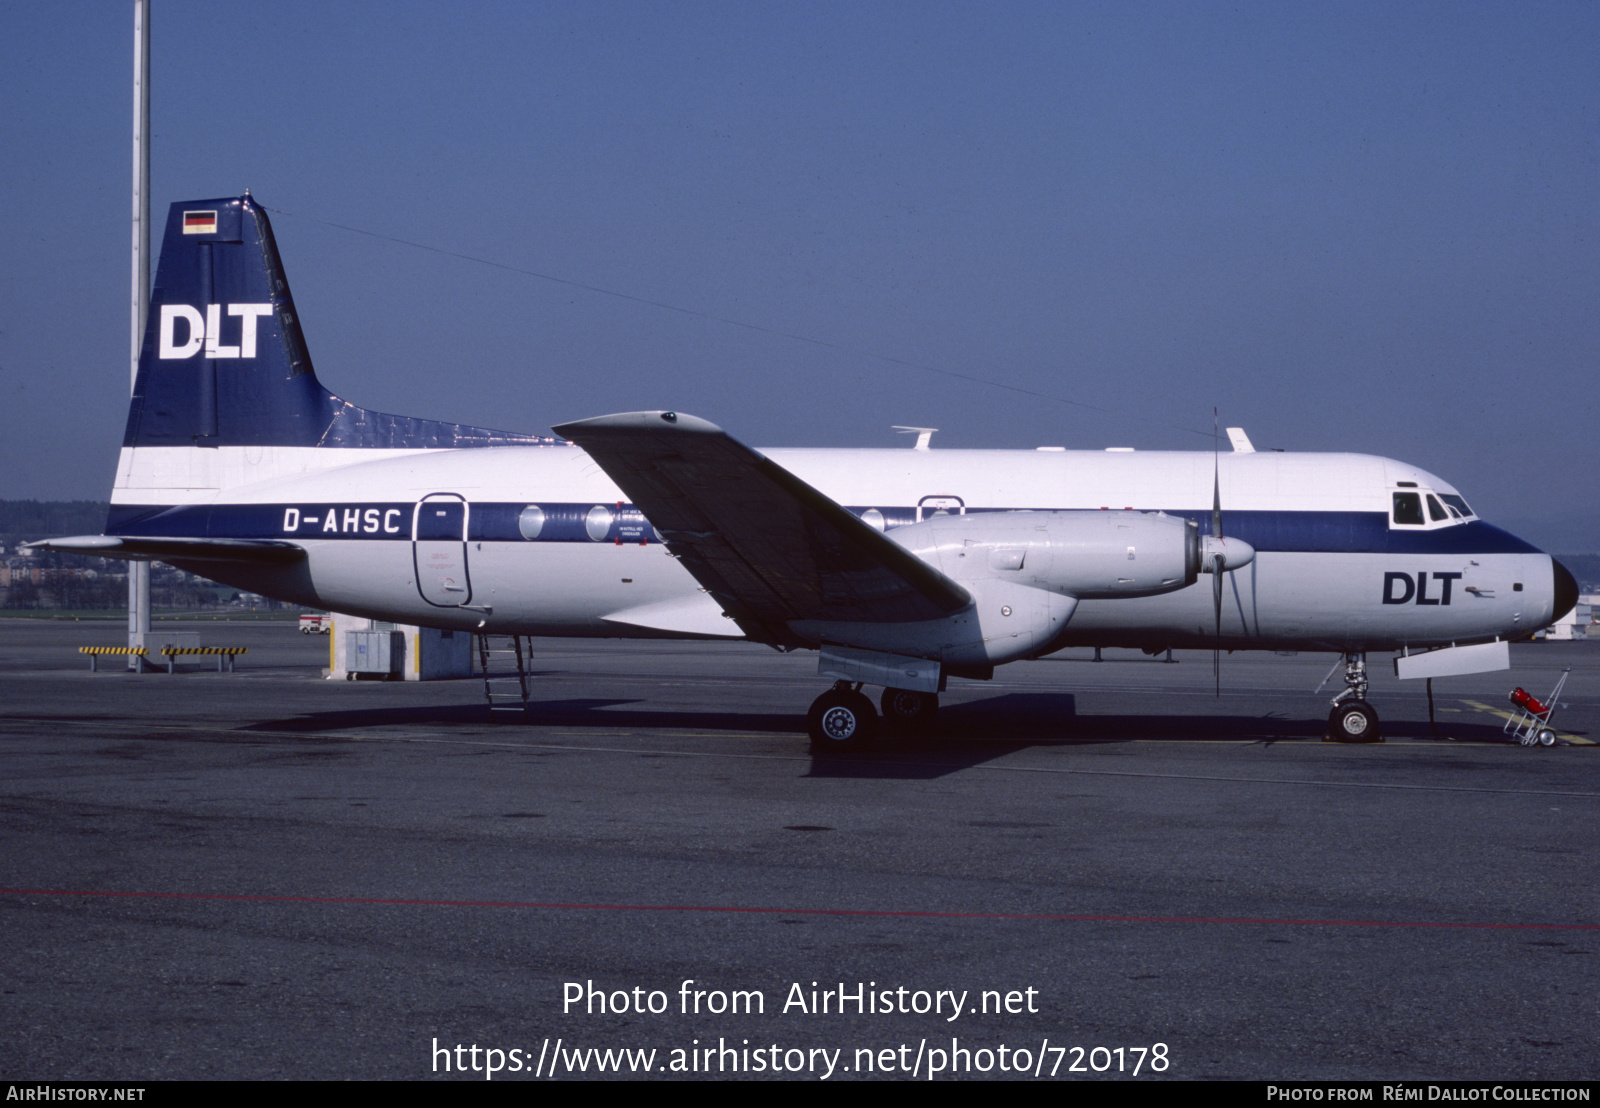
[125,195,548,450]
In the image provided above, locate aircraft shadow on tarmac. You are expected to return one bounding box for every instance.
[235,690,1522,778]
[806,694,1522,778]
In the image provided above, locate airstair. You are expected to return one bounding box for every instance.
[475,634,532,719]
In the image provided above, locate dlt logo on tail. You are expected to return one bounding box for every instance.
[158,303,272,359]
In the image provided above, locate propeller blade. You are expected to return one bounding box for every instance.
[1212,552,1223,696]
[1213,554,1224,622]
[1213,409,1222,696]
[1213,470,1222,549]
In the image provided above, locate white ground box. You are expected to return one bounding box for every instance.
[327,616,474,681]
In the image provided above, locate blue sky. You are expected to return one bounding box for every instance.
[3,1,1596,548]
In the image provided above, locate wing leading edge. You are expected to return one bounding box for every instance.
[553,411,971,647]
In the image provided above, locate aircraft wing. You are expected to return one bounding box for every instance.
[554,412,972,647]
[25,536,306,564]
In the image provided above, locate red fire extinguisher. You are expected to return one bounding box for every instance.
[1509,687,1549,715]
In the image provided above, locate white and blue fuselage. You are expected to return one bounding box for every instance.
[105,438,1563,654]
[39,195,1576,745]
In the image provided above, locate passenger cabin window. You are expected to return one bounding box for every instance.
[1392,492,1425,526]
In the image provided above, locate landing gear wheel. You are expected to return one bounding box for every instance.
[1538,728,1557,747]
[879,688,938,730]
[1328,700,1382,743]
[808,689,878,752]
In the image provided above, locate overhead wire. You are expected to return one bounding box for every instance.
[263,204,1219,442]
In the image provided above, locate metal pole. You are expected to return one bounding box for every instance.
[129,0,151,662]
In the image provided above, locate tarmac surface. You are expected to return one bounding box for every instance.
[0,618,1596,1081]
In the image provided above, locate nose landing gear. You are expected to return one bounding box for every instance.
[1326,652,1383,743]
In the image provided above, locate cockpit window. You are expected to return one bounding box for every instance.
[1392,492,1425,526]
[1392,488,1476,527]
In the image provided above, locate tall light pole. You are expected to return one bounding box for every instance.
[129,0,151,659]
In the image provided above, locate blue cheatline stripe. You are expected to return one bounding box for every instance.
[104,502,1547,556]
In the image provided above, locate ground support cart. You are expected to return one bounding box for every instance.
[1504,668,1570,747]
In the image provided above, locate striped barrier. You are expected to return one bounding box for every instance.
[78,646,248,673]
[160,646,248,674]
[79,647,148,672]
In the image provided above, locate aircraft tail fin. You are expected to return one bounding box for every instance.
[119,195,549,493]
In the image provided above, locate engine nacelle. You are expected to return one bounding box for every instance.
[887,510,1199,599]
[791,510,1200,668]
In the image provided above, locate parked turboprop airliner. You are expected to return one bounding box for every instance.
[36,196,1578,748]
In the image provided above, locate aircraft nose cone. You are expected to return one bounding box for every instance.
[1552,558,1579,623]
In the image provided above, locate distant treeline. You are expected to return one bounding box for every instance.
[0,500,107,543]
[1560,554,1600,593]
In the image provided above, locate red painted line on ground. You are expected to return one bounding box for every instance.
[1,887,1594,931]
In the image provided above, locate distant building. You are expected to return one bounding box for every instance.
[1541,596,1594,640]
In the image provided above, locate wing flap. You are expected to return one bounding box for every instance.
[554,412,970,646]
[600,592,744,638]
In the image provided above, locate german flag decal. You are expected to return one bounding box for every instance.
[182,210,218,235]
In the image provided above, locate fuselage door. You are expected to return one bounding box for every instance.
[413,494,471,607]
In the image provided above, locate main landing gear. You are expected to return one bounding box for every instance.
[807,681,940,752]
[880,686,939,729]
[1326,652,1383,743]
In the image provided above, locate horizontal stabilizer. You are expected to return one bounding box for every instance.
[554,411,971,646]
[27,536,306,564]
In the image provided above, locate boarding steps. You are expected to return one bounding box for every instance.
[476,634,532,719]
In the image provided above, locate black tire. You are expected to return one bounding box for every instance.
[1328,700,1382,743]
[879,688,938,730]
[808,689,877,752]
